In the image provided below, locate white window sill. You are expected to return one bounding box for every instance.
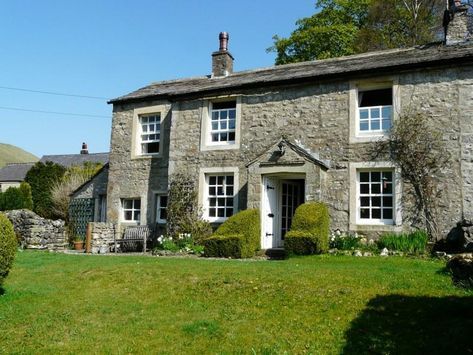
[201,142,238,151]
[350,133,389,144]
[350,223,403,233]
[206,217,229,223]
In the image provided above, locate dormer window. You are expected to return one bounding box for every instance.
[358,88,392,133]
[210,101,236,144]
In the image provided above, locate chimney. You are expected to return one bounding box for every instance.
[444,0,473,44]
[80,142,89,155]
[212,32,234,77]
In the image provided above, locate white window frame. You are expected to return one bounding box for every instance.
[155,194,168,224]
[199,167,239,223]
[357,170,394,225]
[349,77,400,143]
[200,96,241,151]
[139,113,161,155]
[121,198,141,223]
[132,104,168,159]
[349,162,402,232]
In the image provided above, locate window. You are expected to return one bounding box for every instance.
[358,88,392,134]
[156,194,168,223]
[139,114,160,154]
[122,199,141,222]
[209,101,236,144]
[206,174,234,220]
[358,170,394,224]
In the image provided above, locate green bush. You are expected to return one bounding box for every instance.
[0,213,17,287]
[205,209,260,258]
[378,230,428,254]
[285,202,330,255]
[25,161,66,219]
[203,234,246,258]
[0,183,33,212]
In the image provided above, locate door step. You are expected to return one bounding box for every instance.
[265,248,287,260]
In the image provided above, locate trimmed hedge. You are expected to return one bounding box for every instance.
[204,209,260,258]
[285,202,329,255]
[203,234,245,258]
[0,213,17,287]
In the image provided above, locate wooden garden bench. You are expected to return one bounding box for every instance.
[114,225,152,254]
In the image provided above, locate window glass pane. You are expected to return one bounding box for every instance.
[217,208,225,217]
[359,88,392,107]
[382,119,391,130]
[218,198,226,206]
[360,184,370,194]
[370,108,380,119]
[371,183,381,194]
[360,122,369,131]
[228,132,235,141]
[209,208,216,217]
[360,172,370,182]
[383,196,393,207]
[142,126,148,133]
[371,172,381,182]
[226,198,234,207]
[211,133,219,142]
[209,187,216,195]
[382,106,392,118]
[229,109,236,119]
[226,208,233,217]
[371,120,380,130]
[383,171,393,182]
[217,176,224,184]
[220,121,227,129]
[383,183,393,194]
[383,208,393,219]
[359,109,369,119]
[125,211,132,220]
[226,175,234,185]
[372,208,381,219]
[229,119,235,129]
[226,186,233,195]
[220,132,227,141]
[360,197,370,207]
[141,116,148,123]
[213,101,236,110]
[217,186,224,195]
[160,196,168,207]
[147,142,159,153]
[221,110,227,119]
[211,122,218,130]
[209,176,216,185]
[209,198,216,207]
[124,200,132,209]
[161,209,167,220]
[360,208,370,219]
[372,196,381,207]
[212,111,219,120]
[134,211,140,221]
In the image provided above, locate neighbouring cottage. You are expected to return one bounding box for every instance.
[0,162,35,192]
[91,5,473,249]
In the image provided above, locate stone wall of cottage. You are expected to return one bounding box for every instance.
[73,167,108,199]
[88,222,116,253]
[108,65,473,237]
[107,100,171,227]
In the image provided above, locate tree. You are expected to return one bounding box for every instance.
[24,162,66,219]
[374,113,449,241]
[0,182,33,211]
[269,0,445,64]
[269,0,371,64]
[357,0,444,52]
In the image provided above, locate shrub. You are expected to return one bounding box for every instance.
[203,234,246,258]
[0,213,17,287]
[0,183,34,211]
[330,231,362,250]
[285,202,329,255]
[25,161,66,219]
[377,230,428,254]
[447,256,473,289]
[212,209,260,258]
[166,173,212,242]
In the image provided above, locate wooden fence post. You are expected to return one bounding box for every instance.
[85,223,92,254]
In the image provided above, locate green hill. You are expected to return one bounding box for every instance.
[0,143,38,168]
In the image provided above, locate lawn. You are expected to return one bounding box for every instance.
[0,252,472,354]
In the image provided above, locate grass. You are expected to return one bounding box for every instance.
[0,252,472,354]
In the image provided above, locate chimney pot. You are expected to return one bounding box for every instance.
[80,142,89,155]
[219,32,229,51]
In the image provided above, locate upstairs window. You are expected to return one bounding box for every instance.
[358,88,392,133]
[140,114,160,154]
[209,101,236,144]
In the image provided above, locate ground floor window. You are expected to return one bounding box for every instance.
[122,198,141,222]
[155,194,168,223]
[358,170,394,224]
[206,174,234,220]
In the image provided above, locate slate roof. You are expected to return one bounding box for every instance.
[110,42,473,104]
[0,162,35,182]
[39,153,109,168]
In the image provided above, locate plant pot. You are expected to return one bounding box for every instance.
[74,241,85,251]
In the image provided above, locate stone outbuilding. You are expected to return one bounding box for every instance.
[89,6,473,248]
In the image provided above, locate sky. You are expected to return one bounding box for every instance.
[0,0,316,157]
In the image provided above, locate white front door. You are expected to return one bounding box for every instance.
[262,176,280,249]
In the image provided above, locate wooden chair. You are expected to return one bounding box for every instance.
[114,225,152,254]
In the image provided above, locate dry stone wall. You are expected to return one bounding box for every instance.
[89,222,116,254]
[4,209,66,250]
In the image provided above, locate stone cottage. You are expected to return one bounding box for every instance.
[97,6,473,248]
